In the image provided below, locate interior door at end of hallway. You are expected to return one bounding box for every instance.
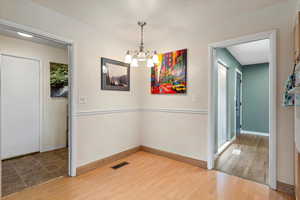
[236,72,242,136]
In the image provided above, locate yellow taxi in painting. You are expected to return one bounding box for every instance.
[172,84,186,93]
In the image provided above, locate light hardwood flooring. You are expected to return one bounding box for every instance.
[215,134,269,184]
[3,151,293,200]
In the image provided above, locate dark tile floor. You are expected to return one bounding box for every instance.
[2,148,68,197]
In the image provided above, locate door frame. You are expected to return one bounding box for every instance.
[0,54,42,158]
[234,68,242,137]
[0,19,77,177]
[208,30,277,189]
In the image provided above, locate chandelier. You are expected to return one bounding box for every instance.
[125,21,158,67]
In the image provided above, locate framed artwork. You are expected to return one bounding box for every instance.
[50,62,68,97]
[101,57,130,91]
[151,49,187,94]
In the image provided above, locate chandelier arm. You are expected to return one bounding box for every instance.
[126,21,156,67]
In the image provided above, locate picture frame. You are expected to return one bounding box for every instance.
[151,49,187,94]
[101,57,130,91]
[50,62,68,97]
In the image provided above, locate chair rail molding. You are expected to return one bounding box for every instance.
[75,108,140,117]
[141,108,208,114]
[75,108,209,117]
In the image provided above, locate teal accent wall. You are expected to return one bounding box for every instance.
[216,48,242,140]
[242,63,269,133]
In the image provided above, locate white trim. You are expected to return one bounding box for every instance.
[241,130,269,137]
[216,135,236,158]
[0,55,2,163]
[208,31,274,48]
[141,108,208,114]
[0,53,43,156]
[0,19,77,178]
[0,19,73,45]
[236,68,242,75]
[67,44,76,177]
[76,108,140,117]
[207,47,217,170]
[217,59,229,68]
[208,30,277,189]
[75,108,209,117]
[269,30,277,189]
[40,144,67,153]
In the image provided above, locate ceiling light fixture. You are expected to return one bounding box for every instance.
[17,32,33,38]
[125,21,158,68]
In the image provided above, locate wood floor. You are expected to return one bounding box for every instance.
[3,151,293,200]
[2,148,68,197]
[215,134,269,184]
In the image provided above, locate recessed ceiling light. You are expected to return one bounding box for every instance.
[17,32,33,38]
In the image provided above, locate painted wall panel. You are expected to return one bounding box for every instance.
[141,111,207,161]
[242,63,269,133]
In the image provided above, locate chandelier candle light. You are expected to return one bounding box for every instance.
[125,21,159,68]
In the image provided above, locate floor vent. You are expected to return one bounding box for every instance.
[111,161,129,169]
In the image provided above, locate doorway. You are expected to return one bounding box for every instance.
[208,31,277,189]
[235,70,242,136]
[214,40,270,185]
[0,19,76,197]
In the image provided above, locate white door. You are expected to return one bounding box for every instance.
[1,54,40,159]
[217,63,228,148]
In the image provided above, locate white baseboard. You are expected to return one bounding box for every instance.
[215,136,236,158]
[40,144,67,153]
[241,130,269,136]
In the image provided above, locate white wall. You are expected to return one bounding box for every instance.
[139,0,297,185]
[0,34,68,152]
[0,0,141,167]
[0,0,298,186]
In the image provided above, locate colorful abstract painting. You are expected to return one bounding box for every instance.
[151,49,187,94]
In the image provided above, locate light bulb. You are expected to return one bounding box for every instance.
[137,51,146,61]
[131,58,138,67]
[147,58,154,68]
[152,52,159,64]
[125,53,132,64]
[102,65,108,73]
[17,32,33,38]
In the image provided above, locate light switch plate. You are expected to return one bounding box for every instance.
[79,96,87,104]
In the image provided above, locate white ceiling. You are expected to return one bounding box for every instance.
[0,24,67,49]
[30,0,284,44]
[227,39,270,66]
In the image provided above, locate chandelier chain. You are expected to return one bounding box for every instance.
[138,21,146,52]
